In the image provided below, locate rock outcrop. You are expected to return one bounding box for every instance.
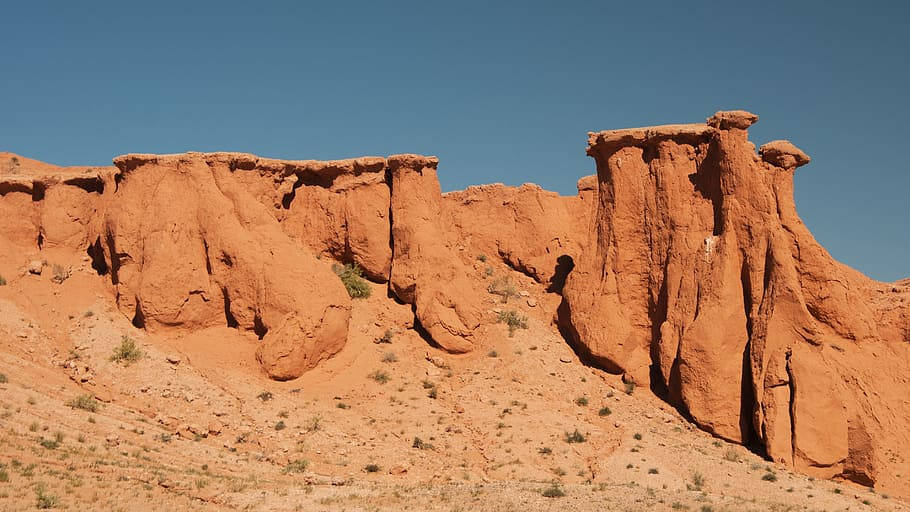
[102,153,353,380]
[561,111,910,488]
[442,177,594,288]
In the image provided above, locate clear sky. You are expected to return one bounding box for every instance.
[2,1,907,281]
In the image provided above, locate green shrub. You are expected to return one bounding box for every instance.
[633,432,642,440]
[381,352,398,363]
[110,336,142,364]
[623,381,636,395]
[35,483,58,509]
[274,421,286,431]
[364,464,380,473]
[376,329,394,344]
[333,263,371,298]
[487,276,518,302]
[283,459,309,474]
[762,472,777,482]
[66,394,100,413]
[497,310,528,337]
[412,437,434,450]
[648,468,659,474]
[691,472,705,490]
[575,396,588,407]
[564,429,586,443]
[541,482,565,498]
[598,406,612,416]
[368,370,390,384]
[257,391,273,402]
[476,254,487,262]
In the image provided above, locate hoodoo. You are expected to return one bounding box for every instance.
[561,111,910,487]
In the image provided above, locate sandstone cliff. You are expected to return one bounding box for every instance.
[561,111,910,487]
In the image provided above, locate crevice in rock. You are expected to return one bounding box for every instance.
[86,237,109,276]
[105,231,121,285]
[37,231,44,250]
[131,299,146,329]
[64,176,105,194]
[546,255,575,294]
[31,181,46,201]
[412,313,441,350]
[785,349,796,463]
[222,287,239,328]
[202,238,213,275]
[280,173,304,209]
[253,314,268,340]
[555,298,624,374]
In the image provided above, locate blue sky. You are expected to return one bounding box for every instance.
[2,1,907,281]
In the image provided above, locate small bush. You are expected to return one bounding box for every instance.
[575,396,588,407]
[598,406,612,416]
[623,381,636,395]
[541,482,566,498]
[257,391,273,402]
[274,421,286,431]
[648,468,659,474]
[762,472,777,482]
[51,264,69,284]
[633,432,642,441]
[333,263,371,299]
[564,429,586,443]
[0,373,7,384]
[369,370,390,384]
[476,254,487,262]
[381,352,398,363]
[487,276,519,303]
[35,483,58,509]
[66,394,100,413]
[691,472,705,490]
[538,447,552,455]
[0,467,8,482]
[412,437,434,450]
[364,464,380,473]
[497,310,528,337]
[305,416,322,432]
[723,448,740,462]
[427,388,437,399]
[110,336,142,365]
[421,379,435,389]
[376,329,394,344]
[283,459,309,474]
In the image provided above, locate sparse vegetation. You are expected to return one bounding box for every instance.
[364,463,380,473]
[369,369,390,384]
[623,381,636,395]
[110,335,142,365]
[35,482,58,509]
[564,429,587,443]
[305,416,322,432]
[412,437,434,450]
[283,459,309,474]
[257,390,274,402]
[487,349,498,358]
[476,254,487,262]
[538,447,552,455]
[723,448,740,462]
[66,394,100,413]
[497,310,528,336]
[541,482,566,498]
[0,373,7,384]
[598,406,612,416]
[381,351,398,363]
[51,264,68,284]
[690,472,706,490]
[575,396,588,406]
[333,263,371,298]
[633,432,642,440]
[762,471,777,482]
[376,329,394,344]
[274,421,286,431]
[648,468,659,474]
[487,276,519,303]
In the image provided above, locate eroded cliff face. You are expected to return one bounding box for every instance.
[0,150,590,375]
[561,111,910,487]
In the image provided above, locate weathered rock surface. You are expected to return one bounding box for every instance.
[104,152,352,380]
[388,154,484,353]
[443,178,593,288]
[561,110,910,488]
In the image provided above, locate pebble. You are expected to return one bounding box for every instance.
[166,354,181,365]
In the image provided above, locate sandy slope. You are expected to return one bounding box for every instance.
[0,246,904,511]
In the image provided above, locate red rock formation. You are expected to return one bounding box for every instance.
[388,154,485,353]
[442,177,594,288]
[104,152,352,381]
[561,111,910,487]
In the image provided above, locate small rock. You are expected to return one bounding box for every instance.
[389,464,409,475]
[454,404,465,414]
[28,260,44,275]
[519,290,530,297]
[526,298,537,307]
[166,355,181,365]
[559,356,572,363]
